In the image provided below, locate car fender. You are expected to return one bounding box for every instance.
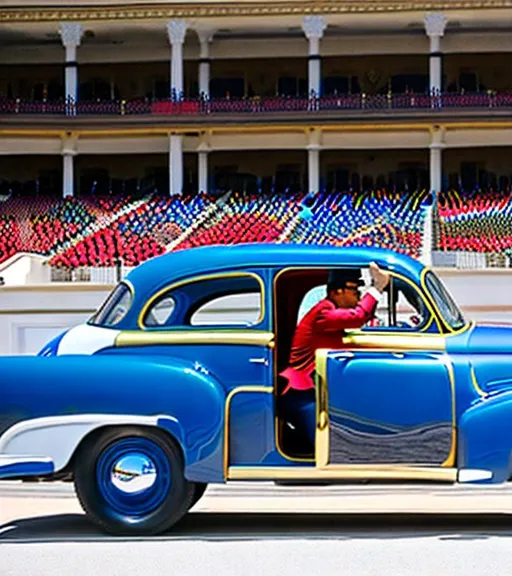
[458,390,512,483]
[0,413,178,473]
[0,354,226,482]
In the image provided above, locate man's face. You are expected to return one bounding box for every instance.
[330,281,361,308]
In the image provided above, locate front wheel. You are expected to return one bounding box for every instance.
[74,426,195,536]
[190,482,208,509]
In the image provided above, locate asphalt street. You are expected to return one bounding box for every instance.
[3,482,512,575]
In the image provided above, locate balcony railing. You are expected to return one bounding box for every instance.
[2,91,512,117]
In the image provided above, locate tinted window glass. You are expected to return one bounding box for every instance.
[383,277,430,330]
[191,292,260,326]
[425,271,466,331]
[90,282,132,327]
[143,274,263,328]
[145,296,176,327]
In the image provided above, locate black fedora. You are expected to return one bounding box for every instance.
[327,268,365,289]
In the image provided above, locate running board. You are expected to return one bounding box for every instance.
[227,465,458,482]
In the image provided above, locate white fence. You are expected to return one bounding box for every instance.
[0,284,111,355]
[50,266,136,284]
[431,251,511,269]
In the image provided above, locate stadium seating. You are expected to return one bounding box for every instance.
[0,196,142,262]
[285,191,428,258]
[0,215,22,264]
[49,193,213,268]
[2,188,512,271]
[436,190,512,255]
[174,192,302,250]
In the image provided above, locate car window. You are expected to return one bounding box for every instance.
[298,285,325,322]
[191,292,260,326]
[370,277,430,331]
[297,272,431,332]
[142,273,263,329]
[145,296,176,327]
[90,282,132,327]
[424,270,466,331]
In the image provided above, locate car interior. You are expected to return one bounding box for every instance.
[273,266,431,460]
[274,268,330,459]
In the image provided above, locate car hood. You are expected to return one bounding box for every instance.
[465,322,512,354]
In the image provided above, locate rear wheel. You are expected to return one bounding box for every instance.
[74,426,195,536]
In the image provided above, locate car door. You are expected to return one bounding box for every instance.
[112,269,275,387]
[316,348,455,468]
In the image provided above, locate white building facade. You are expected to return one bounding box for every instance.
[2,1,512,198]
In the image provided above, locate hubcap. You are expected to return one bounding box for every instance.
[111,453,157,494]
[96,437,172,517]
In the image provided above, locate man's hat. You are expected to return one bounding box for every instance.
[327,268,364,289]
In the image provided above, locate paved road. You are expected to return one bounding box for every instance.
[3,482,512,575]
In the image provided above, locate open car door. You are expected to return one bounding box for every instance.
[315,349,455,469]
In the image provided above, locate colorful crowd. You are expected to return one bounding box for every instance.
[0,188,511,269]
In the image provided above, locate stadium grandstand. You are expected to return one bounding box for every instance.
[2,0,512,282]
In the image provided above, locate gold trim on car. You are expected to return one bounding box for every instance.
[227,465,457,482]
[314,348,457,469]
[342,332,446,351]
[223,385,274,476]
[116,329,275,348]
[470,366,487,398]
[315,349,330,468]
[440,357,457,467]
[420,268,473,336]
[137,271,265,330]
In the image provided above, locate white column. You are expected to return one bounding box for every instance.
[197,30,213,97]
[307,129,321,193]
[59,23,83,103]
[62,153,75,198]
[167,20,187,100]
[424,13,446,93]
[424,130,444,267]
[169,134,183,195]
[308,149,320,193]
[429,127,444,193]
[198,151,208,193]
[430,146,442,193]
[302,15,327,97]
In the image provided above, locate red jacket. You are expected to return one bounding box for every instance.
[280,291,379,393]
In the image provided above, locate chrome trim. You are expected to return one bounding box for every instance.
[112,453,158,494]
[228,465,457,482]
[458,469,493,482]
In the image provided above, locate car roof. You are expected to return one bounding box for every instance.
[126,244,425,295]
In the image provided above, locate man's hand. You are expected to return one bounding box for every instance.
[369,262,390,292]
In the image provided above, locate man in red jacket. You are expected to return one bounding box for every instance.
[280,262,390,449]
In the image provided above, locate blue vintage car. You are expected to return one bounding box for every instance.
[0,244,510,535]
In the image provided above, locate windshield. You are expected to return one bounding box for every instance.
[89,282,132,327]
[424,270,466,331]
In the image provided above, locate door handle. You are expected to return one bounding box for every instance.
[392,352,405,359]
[249,357,268,365]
